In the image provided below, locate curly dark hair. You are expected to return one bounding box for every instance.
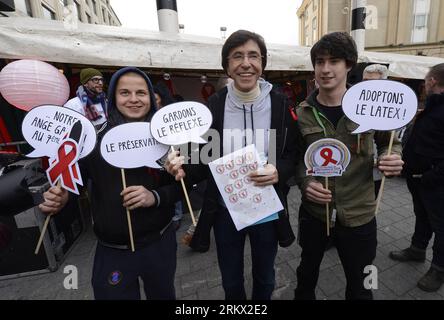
[221,30,267,73]
[310,32,358,69]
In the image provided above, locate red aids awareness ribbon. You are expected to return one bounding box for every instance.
[47,139,80,192]
[320,148,338,166]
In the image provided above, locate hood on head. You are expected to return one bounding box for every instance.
[107,67,157,125]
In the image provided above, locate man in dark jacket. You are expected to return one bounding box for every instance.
[166,30,299,300]
[39,67,180,300]
[390,63,444,292]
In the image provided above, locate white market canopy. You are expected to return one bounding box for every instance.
[1,17,443,79]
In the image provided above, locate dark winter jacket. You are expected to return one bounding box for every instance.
[80,67,180,248]
[187,86,300,251]
[403,93,444,186]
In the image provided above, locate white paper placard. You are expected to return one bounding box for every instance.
[100,122,169,169]
[342,80,418,134]
[150,101,212,145]
[22,104,96,159]
[209,144,284,231]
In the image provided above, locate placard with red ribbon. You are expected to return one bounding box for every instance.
[46,120,85,195]
[46,138,82,194]
[304,138,351,177]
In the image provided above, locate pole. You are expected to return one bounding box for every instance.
[121,169,135,252]
[351,0,367,53]
[156,0,179,33]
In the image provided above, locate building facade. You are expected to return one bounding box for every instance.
[0,0,120,26]
[297,0,444,58]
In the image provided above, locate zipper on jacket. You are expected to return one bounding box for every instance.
[281,127,288,158]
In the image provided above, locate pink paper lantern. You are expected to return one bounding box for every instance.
[0,59,70,111]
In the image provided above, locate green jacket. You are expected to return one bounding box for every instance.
[295,90,402,227]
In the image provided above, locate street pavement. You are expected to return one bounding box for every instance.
[0,177,443,300]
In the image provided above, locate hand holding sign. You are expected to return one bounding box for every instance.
[151,101,213,226]
[342,80,416,215]
[35,122,85,255]
[100,122,169,252]
[305,139,351,236]
[22,106,96,255]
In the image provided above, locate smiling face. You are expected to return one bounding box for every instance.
[314,54,351,93]
[226,39,263,92]
[115,73,151,122]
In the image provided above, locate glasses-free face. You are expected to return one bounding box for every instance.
[314,55,351,92]
[226,39,263,92]
[115,73,151,122]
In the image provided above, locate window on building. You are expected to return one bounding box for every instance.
[86,13,91,23]
[305,26,309,45]
[92,0,98,15]
[312,17,318,43]
[414,14,426,28]
[15,0,32,16]
[313,0,318,11]
[42,4,56,20]
[59,0,68,6]
[411,0,430,43]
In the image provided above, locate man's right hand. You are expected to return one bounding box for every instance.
[38,186,69,215]
[164,151,186,181]
[304,180,332,204]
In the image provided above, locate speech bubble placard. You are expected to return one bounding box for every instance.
[22,104,96,158]
[100,122,169,169]
[342,80,418,134]
[150,101,213,145]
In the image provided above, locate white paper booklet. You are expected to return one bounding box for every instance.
[208,144,284,231]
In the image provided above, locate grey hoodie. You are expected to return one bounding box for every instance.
[223,78,273,160]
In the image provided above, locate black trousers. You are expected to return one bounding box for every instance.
[294,205,377,300]
[213,207,278,300]
[91,224,177,300]
[407,176,444,268]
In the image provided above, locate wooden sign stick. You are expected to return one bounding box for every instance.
[325,177,330,237]
[375,130,396,215]
[35,181,61,255]
[35,215,51,255]
[171,146,196,226]
[121,168,135,252]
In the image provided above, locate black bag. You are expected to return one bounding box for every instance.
[274,209,296,248]
[0,167,43,216]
